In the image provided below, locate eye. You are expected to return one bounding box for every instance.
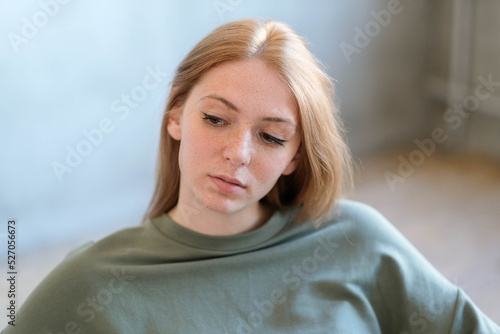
[202,112,226,126]
[262,132,286,147]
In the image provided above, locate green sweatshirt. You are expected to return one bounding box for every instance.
[3,200,499,333]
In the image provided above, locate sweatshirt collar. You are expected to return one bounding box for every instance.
[150,209,294,252]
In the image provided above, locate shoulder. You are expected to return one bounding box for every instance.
[333,199,388,227]
[284,199,403,254]
[323,199,404,247]
[4,223,152,332]
[40,222,152,289]
[64,219,164,267]
[318,200,451,291]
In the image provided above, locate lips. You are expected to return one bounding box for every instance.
[213,175,245,187]
[210,175,246,194]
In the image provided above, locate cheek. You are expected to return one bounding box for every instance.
[180,122,213,166]
[254,152,293,183]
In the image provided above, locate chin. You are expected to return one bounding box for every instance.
[200,195,249,215]
[205,202,244,215]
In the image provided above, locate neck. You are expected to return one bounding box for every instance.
[167,201,272,236]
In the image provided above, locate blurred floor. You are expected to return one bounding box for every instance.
[4,149,500,326]
[348,149,500,324]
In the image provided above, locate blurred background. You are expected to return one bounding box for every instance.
[1,0,499,324]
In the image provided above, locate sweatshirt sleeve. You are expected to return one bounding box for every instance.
[339,200,500,334]
[448,288,500,334]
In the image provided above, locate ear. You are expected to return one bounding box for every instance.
[167,107,183,141]
[282,149,301,176]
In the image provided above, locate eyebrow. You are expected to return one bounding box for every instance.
[200,94,238,112]
[261,117,296,128]
[200,94,296,128]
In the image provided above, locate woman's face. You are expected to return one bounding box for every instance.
[167,58,301,216]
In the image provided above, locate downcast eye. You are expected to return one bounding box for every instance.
[262,133,285,147]
[202,113,226,126]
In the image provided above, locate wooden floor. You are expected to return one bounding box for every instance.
[3,149,500,326]
[348,149,500,324]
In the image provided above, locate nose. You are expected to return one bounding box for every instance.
[224,129,252,166]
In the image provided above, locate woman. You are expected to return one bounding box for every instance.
[5,19,499,333]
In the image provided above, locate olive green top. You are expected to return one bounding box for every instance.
[3,200,499,333]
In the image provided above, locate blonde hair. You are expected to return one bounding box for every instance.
[143,18,352,224]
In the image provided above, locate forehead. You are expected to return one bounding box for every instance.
[189,58,299,120]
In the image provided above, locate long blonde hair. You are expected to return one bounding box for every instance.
[143,18,352,224]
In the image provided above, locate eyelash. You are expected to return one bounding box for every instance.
[202,113,226,126]
[201,112,286,147]
[262,133,285,147]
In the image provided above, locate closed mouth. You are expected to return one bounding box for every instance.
[212,175,245,188]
